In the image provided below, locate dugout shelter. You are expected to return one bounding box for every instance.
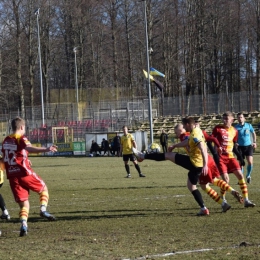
[85,131,148,156]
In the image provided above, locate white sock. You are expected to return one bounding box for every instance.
[21,220,27,227]
[40,205,46,212]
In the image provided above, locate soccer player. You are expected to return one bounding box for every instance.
[120,126,145,178]
[194,121,221,165]
[1,117,57,237]
[211,111,255,207]
[174,123,243,212]
[0,163,10,220]
[134,117,212,216]
[195,121,244,168]
[235,112,257,184]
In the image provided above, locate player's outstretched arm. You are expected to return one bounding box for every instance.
[168,139,189,152]
[25,144,58,154]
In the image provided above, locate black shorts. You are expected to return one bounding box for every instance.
[123,154,136,162]
[175,153,202,185]
[238,145,253,159]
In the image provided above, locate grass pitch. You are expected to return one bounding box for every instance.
[0,155,259,260]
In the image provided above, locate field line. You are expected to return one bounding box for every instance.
[121,246,238,260]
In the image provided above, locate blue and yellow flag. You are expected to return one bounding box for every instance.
[150,67,165,77]
[143,70,164,91]
[143,69,155,81]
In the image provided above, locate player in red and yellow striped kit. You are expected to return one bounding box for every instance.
[212,111,255,208]
[1,117,57,237]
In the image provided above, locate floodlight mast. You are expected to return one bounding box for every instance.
[73,47,79,124]
[35,8,45,126]
[73,47,79,105]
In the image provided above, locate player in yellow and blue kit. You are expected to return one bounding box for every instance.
[133,117,211,216]
[120,126,145,178]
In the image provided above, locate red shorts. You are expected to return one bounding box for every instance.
[218,157,241,174]
[9,172,46,203]
[208,156,220,179]
[199,155,220,185]
[199,169,212,185]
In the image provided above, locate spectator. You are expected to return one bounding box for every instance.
[160,129,168,153]
[90,140,101,156]
[101,138,110,156]
[113,132,121,157]
[109,139,114,155]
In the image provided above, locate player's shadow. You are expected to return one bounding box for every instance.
[23,207,208,222]
[89,185,187,191]
[7,205,246,224]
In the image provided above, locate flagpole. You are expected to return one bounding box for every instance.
[143,0,153,144]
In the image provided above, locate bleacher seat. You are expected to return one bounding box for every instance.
[58,121,65,126]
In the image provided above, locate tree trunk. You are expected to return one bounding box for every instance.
[256,1,260,110]
[110,0,119,100]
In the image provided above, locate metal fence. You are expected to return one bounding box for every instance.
[163,90,260,116]
[0,90,259,143]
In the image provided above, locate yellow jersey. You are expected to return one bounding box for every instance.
[188,128,206,167]
[0,170,3,185]
[120,133,135,155]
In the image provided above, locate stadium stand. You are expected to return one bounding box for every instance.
[4,111,260,144]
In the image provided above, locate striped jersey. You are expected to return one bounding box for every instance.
[2,134,33,178]
[212,125,238,158]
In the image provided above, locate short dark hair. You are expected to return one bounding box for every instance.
[182,116,195,125]
[11,117,25,132]
[222,111,234,117]
[237,112,244,117]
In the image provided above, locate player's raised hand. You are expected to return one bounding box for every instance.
[48,145,58,153]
